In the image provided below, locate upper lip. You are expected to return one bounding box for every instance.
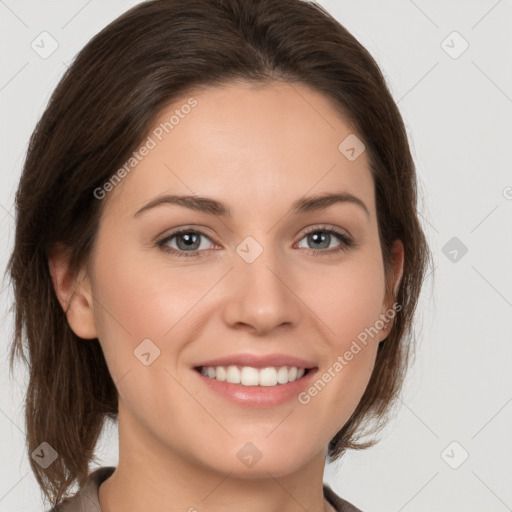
[194,353,317,369]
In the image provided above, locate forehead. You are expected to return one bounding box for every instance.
[106,80,375,221]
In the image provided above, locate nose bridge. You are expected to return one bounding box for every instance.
[222,233,300,333]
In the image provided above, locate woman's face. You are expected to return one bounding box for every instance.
[71,80,402,477]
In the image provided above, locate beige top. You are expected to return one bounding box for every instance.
[48,466,362,512]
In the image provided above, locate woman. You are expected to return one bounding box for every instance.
[7,0,431,510]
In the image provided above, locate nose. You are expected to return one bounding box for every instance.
[221,243,301,336]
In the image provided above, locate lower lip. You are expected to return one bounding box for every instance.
[193,368,318,408]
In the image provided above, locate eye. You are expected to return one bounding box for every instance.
[157,229,215,257]
[157,224,355,258]
[295,225,354,256]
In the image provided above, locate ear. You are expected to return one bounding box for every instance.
[48,243,98,339]
[378,239,404,341]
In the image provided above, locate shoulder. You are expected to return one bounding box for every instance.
[323,483,364,512]
[46,466,116,512]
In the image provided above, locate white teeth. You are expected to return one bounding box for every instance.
[226,365,240,384]
[216,366,227,381]
[259,367,277,386]
[240,366,259,386]
[199,365,308,386]
[277,366,289,384]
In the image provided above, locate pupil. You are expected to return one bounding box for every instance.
[310,231,329,249]
[178,232,199,250]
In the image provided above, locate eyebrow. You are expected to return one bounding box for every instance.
[133,192,370,218]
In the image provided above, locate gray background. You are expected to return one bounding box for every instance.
[1,1,511,511]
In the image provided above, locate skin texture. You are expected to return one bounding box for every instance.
[50,80,404,512]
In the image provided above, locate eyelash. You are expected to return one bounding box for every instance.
[156,225,355,259]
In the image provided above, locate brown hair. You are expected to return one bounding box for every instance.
[6,0,431,506]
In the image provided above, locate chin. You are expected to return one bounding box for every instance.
[197,442,316,479]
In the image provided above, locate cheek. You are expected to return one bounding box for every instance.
[90,240,223,376]
[89,244,203,421]
[302,251,386,348]
[293,251,385,424]
[92,243,197,336]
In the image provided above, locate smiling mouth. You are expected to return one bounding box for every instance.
[194,365,313,387]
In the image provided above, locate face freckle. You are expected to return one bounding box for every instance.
[86,79,398,479]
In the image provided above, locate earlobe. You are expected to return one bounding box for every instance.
[379,239,405,341]
[48,244,98,340]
